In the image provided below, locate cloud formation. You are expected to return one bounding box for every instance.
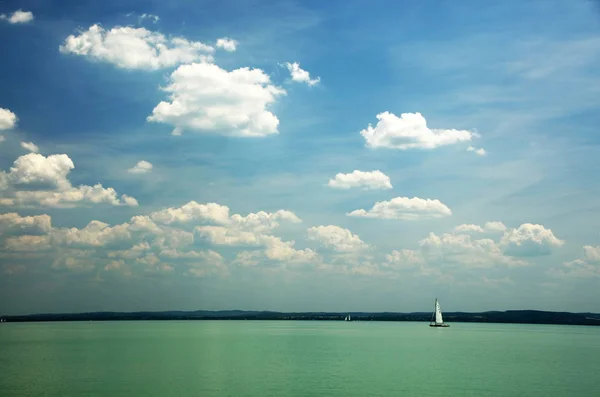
[307,225,368,252]
[20,142,39,153]
[0,108,17,130]
[360,112,475,150]
[0,10,34,24]
[348,197,452,220]
[327,170,392,190]
[148,62,286,137]
[501,223,564,256]
[283,62,320,86]
[0,153,137,208]
[59,24,214,70]
[467,146,487,156]
[216,37,237,52]
[128,160,153,174]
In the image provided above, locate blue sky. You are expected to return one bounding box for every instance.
[1,0,600,315]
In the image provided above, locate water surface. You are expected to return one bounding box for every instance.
[1,321,598,396]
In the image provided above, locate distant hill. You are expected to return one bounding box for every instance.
[2,310,600,326]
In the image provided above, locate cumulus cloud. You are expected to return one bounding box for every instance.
[467,146,487,156]
[554,245,600,278]
[150,200,311,265]
[360,112,475,150]
[484,221,507,232]
[147,201,312,266]
[420,232,527,268]
[348,197,452,220]
[583,245,600,262]
[0,108,17,130]
[307,225,368,252]
[186,250,229,277]
[0,212,51,235]
[283,62,320,86]
[194,209,302,246]
[232,250,262,267]
[148,62,286,137]
[327,170,392,190]
[59,24,214,70]
[0,153,137,208]
[454,224,484,233]
[382,249,442,277]
[216,37,237,52]
[150,201,231,225]
[0,10,34,24]
[500,223,564,256]
[263,237,318,264]
[128,160,153,174]
[20,141,39,153]
[454,221,506,233]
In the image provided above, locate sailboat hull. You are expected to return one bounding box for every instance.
[429,323,450,327]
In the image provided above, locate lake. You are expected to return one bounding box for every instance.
[1,321,598,396]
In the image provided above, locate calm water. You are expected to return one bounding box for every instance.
[1,321,599,396]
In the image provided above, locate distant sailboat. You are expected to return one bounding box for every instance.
[429,298,449,327]
[344,315,352,321]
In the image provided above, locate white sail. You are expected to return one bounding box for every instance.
[435,299,443,324]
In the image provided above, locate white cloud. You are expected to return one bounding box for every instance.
[0,212,52,235]
[232,250,262,267]
[104,259,130,274]
[327,170,392,190]
[151,201,231,225]
[152,202,304,265]
[553,260,599,279]
[216,37,237,52]
[4,235,51,251]
[360,112,475,150]
[0,108,17,130]
[420,232,526,268]
[454,221,507,234]
[195,211,301,246]
[128,160,153,174]
[307,225,368,252]
[386,249,424,265]
[0,10,34,24]
[186,250,229,277]
[283,62,320,86]
[554,245,600,278]
[148,62,286,137]
[20,141,39,153]
[59,24,214,70]
[484,221,507,232]
[467,146,487,156]
[140,13,160,23]
[382,249,441,277]
[583,245,600,262]
[454,224,484,233]
[9,153,73,190]
[263,237,318,264]
[500,223,564,256]
[0,153,138,208]
[348,197,452,220]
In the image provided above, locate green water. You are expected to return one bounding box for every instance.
[1,321,598,396]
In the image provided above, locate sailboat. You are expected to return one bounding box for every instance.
[429,298,449,327]
[344,315,352,321]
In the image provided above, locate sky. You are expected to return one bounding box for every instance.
[1,0,600,315]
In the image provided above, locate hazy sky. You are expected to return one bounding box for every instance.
[1,0,599,315]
